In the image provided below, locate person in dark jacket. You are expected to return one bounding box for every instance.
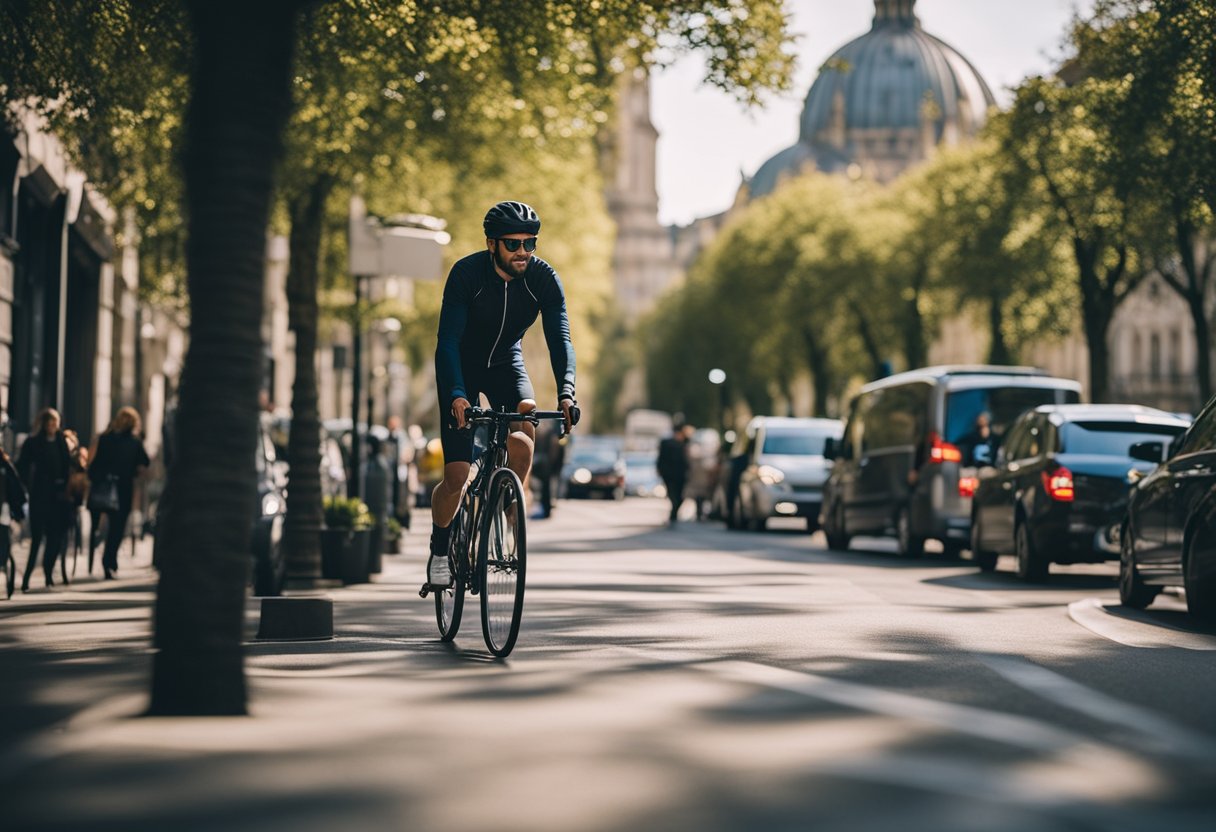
[1,444,28,598]
[16,407,72,591]
[657,422,693,525]
[88,407,150,579]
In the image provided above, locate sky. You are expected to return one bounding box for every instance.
[650,0,1096,226]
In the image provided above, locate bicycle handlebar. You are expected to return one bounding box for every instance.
[463,406,580,433]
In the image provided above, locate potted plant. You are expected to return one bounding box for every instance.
[384,517,403,555]
[320,496,375,584]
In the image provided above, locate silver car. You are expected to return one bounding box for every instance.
[732,417,843,532]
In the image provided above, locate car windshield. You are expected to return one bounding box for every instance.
[624,452,656,468]
[1059,421,1185,456]
[762,431,829,456]
[946,386,1077,444]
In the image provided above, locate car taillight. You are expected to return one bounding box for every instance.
[1042,466,1074,502]
[958,476,978,498]
[928,432,963,464]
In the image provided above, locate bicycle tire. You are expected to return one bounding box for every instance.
[479,468,527,657]
[5,555,14,600]
[435,493,473,640]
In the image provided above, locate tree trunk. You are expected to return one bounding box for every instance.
[801,327,833,417]
[902,267,927,371]
[282,174,334,582]
[149,0,303,716]
[986,292,1012,365]
[1076,241,1115,403]
[1171,219,1213,402]
[848,298,885,378]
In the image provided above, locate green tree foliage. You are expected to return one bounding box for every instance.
[1075,0,1216,399]
[0,1,191,304]
[647,174,883,420]
[897,138,1074,365]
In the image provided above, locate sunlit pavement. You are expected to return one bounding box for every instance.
[2,497,1215,831]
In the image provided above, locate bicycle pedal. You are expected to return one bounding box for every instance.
[418,585,431,599]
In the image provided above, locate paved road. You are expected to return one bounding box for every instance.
[2,497,1215,831]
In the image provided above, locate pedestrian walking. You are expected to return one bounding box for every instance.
[16,407,72,591]
[88,407,150,580]
[530,419,564,519]
[1,444,28,598]
[61,430,90,572]
[657,422,693,525]
[362,435,391,573]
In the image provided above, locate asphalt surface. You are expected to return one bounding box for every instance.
[2,497,1215,831]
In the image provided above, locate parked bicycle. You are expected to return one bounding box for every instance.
[420,406,573,657]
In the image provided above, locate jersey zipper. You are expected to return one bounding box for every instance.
[487,280,508,368]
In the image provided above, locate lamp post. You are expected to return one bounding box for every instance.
[348,196,448,499]
[708,368,727,436]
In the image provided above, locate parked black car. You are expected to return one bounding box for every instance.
[970,405,1190,582]
[252,415,288,596]
[1121,396,1216,621]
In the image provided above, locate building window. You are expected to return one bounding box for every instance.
[1132,332,1143,377]
[1169,330,1182,378]
[1150,333,1162,382]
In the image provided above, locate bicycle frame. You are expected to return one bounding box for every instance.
[454,408,565,586]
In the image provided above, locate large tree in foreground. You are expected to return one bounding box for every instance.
[149,0,309,715]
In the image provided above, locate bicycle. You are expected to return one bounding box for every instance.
[420,406,573,657]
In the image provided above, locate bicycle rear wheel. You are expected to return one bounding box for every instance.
[479,469,527,657]
[435,494,473,640]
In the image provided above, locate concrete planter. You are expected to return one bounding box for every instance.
[319,527,371,584]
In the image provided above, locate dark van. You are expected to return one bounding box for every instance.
[821,366,1081,557]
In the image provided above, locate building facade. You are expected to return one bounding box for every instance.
[1,112,142,448]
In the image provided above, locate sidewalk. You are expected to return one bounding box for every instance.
[0,520,560,831]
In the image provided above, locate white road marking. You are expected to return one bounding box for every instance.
[1068,598,1216,650]
[979,654,1216,761]
[708,660,1079,753]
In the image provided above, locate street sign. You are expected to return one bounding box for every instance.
[349,195,449,280]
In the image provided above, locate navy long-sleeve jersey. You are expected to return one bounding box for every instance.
[434,250,576,407]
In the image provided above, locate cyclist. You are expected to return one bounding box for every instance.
[425,200,578,590]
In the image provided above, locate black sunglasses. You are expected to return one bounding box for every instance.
[496,237,538,253]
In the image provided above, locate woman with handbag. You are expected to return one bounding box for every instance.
[16,408,72,591]
[88,407,150,580]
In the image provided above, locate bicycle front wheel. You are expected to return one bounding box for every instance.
[479,469,527,657]
[435,495,473,640]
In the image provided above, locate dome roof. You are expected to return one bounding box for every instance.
[800,4,994,141]
[748,0,995,199]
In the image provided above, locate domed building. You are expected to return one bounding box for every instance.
[748,0,996,197]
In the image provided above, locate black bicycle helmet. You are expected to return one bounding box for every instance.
[483,200,541,238]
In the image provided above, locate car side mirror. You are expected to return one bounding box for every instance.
[823,437,838,461]
[973,444,993,466]
[1128,441,1166,464]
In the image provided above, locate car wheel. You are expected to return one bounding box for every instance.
[971,509,998,572]
[1015,518,1048,583]
[896,505,923,558]
[751,515,768,532]
[1119,527,1159,609]
[825,503,851,551]
[1183,527,1216,623]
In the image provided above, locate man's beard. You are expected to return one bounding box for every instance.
[494,247,529,277]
